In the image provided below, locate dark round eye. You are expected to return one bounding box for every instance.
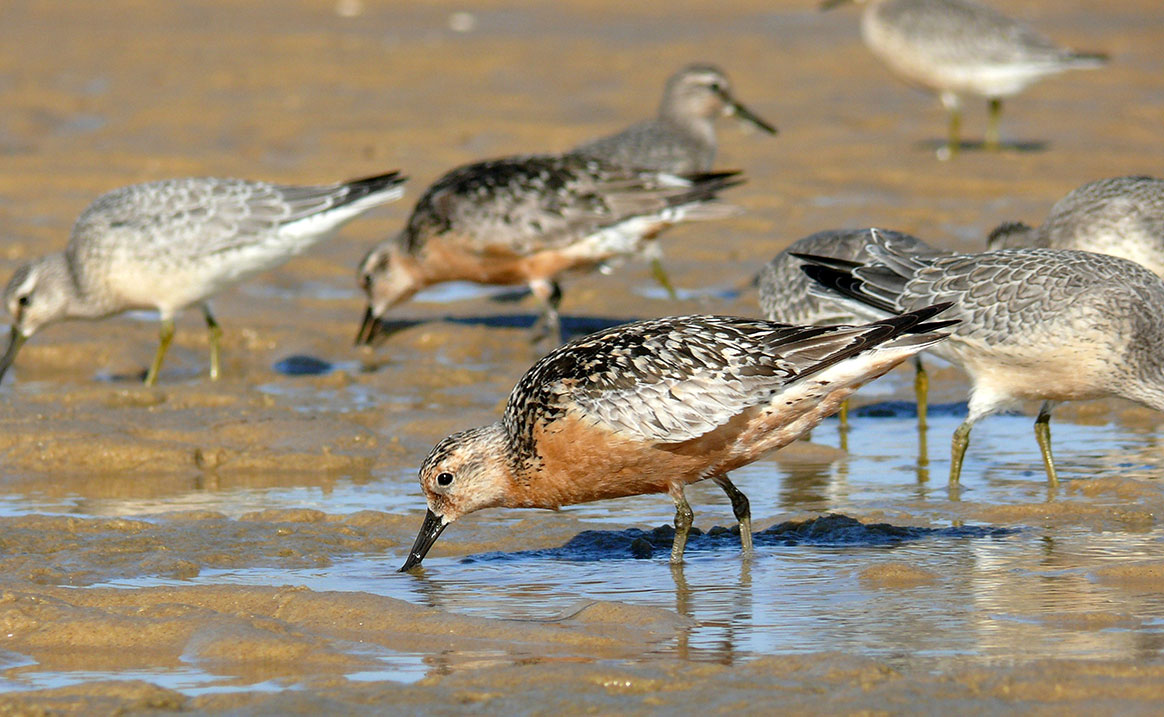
[436,472,454,487]
[17,295,30,307]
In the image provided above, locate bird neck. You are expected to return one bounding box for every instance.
[40,253,111,320]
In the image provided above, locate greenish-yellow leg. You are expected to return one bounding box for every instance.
[712,475,752,556]
[203,306,223,381]
[838,399,850,430]
[985,98,1003,152]
[914,356,928,430]
[944,106,962,159]
[144,318,175,387]
[949,420,973,484]
[669,485,695,564]
[651,258,679,301]
[1034,402,1059,486]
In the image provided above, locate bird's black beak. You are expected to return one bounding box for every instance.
[0,328,26,383]
[355,306,379,346]
[820,0,852,11]
[399,509,448,572]
[716,88,778,136]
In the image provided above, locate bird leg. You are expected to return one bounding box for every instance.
[669,483,695,564]
[949,419,973,484]
[985,98,1003,152]
[712,475,753,556]
[1034,401,1059,486]
[529,279,564,345]
[650,257,679,301]
[203,305,223,381]
[838,399,850,430]
[144,318,175,387]
[939,91,961,161]
[914,355,928,429]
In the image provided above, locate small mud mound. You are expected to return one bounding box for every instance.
[273,355,335,376]
[463,513,1015,562]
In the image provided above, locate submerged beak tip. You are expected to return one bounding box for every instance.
[399,509,448,573]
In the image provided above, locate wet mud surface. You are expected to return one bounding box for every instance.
[2,0,1164,712]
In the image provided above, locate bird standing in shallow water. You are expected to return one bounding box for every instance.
[822,0,1107,159]
[987,176,1164,279]
[798,230,1164,485]
[572,63,777,295]
[1,171,406,385]
[758,228,943,428]
[400,305,954,570]
[356,155,742,347]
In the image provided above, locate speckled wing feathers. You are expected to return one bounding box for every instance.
[800,233,1164,352]
[398,155,740,257]
[501,310,950,463]
[760,228,935,325]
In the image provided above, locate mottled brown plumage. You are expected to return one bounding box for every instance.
[401,307,955,570]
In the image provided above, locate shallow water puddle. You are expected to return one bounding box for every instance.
[2,411,1163,695]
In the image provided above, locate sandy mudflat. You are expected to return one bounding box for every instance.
[1,0,1164,712]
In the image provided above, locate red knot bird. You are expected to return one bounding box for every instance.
[399,305,955,570]
[759,228,943,428]
[798,229,1164,486]
[988,176,1164,278]
[571,63,776,295]
[822,0,1108,159]
[356,155,743,347]
[1,171,406,385]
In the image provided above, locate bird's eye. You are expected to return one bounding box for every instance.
[436,472,454,487]
[17,295,29,308]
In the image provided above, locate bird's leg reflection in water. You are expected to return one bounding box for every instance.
[915,418,930,489]
[669,558,753,665]
[779,453,849,512]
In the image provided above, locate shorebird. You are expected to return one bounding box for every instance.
[759,228,943,427]
[988,176,1164,278]
[822,0,1107,158]
[1,171,406,385]
[356,155,743,347]
[399,305,955,570]
[797,230,1164,485]
[572,64,777,174]
[571,64,776,295]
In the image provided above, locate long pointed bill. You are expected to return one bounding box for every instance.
[0,328,27,383]
[716,89,778,136]
[399,508,448,572]
[355,306,379,346]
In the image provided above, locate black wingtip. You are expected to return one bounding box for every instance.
[789,251,862,270]
[344,170,409,202]
[799,263,901,315]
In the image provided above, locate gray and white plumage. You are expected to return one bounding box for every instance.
[856,0,1105,97]
[1,171,406,383]
[570,64,777,174]
[988,176,1164,278]
[799,230,1164,483]
[759,228,942,426]
[825,0,1107,155]
[356,154,743,345]
[758,228,938,326]
[402,306,955,570]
